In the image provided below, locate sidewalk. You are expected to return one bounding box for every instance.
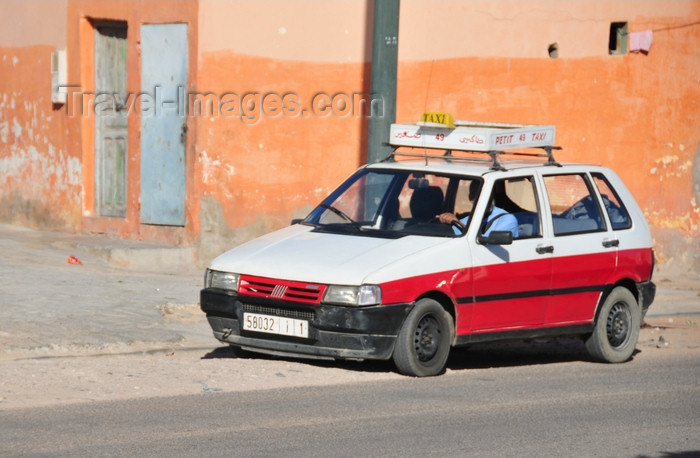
[0,223,212,355]
[0,223,698,356]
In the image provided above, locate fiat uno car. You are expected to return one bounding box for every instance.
[200,113,655,376]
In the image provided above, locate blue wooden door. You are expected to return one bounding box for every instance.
[140,24,188,226]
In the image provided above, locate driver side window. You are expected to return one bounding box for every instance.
[543,174,605,236]
[483,176,541,240]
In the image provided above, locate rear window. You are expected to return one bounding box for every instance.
[591,172,632,230]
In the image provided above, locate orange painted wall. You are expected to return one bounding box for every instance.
[397,52,699,235]
[0,1,199,241]
[393,3,700,260]
[193,52,371,233]
[0,44,80,229]
[195,0,699,264]
[0,1,75,228]
[193,0,374,237]
[2,0,698,268]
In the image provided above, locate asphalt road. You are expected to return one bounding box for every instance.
[2,348,698,457]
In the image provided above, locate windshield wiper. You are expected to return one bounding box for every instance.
[319,204,362,230]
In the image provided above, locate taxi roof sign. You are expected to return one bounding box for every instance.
[418,111,455,128]
[390,114,556,152]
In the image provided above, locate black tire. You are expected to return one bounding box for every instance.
[585,287,641,363]
[393,298,453,377]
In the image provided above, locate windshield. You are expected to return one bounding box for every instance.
[303,169,482,238]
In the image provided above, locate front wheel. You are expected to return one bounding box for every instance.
[393,298,454,377]
[585,287,641,363]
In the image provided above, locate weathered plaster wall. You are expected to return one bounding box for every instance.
[198,0,371,61]
[0,47,81,229]
[0,0,79,229]
[399,1,700,272]
[397,0,695,59]
[193,0,373,258]
[397,54,699,271]
[1,0,200,238]
[195,0,699,271]
[1,0,698,272]
[395,2,700,259]
[193,52,370,227]
[0,0,68,48]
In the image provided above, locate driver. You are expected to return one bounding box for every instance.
[437,181,518,237]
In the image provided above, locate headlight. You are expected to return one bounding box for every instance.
[204,269,240,291]
[323,285,381,306]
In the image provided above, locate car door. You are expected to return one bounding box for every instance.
[540,171,618,326]
[469,175,552,332]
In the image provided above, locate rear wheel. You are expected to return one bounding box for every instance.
[393,298,453,377]
[585,287,641,363]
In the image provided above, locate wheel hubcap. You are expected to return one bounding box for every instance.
[414,315,440,362]
[606,302,630,348]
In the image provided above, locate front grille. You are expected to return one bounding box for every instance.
[239,275,326,304]
[242,303,315,321]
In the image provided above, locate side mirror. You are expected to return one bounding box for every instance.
[290,218,303,225]
[477,230,513,245]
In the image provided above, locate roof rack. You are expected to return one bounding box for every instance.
[389,147,562,171]
[387,112,561,170]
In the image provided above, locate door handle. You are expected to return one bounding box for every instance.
[536,245,554,254]
[602,239,620,248]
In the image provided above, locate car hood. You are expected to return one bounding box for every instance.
[209,224,456,285]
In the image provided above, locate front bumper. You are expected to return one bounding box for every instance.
[200,289,411,361]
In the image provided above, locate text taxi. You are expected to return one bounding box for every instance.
[200,113,655,376]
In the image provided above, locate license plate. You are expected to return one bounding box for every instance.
[242,312,309,338]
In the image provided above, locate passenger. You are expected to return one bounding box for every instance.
[437,181,518,237]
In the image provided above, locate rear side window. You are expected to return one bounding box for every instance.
[543,174,606,236]
[591,173,632,230]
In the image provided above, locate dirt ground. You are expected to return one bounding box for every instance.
[0,308,697,411]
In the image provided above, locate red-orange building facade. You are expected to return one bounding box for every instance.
[1,1,698,270]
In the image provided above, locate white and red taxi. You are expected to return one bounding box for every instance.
[201,113,656,376]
